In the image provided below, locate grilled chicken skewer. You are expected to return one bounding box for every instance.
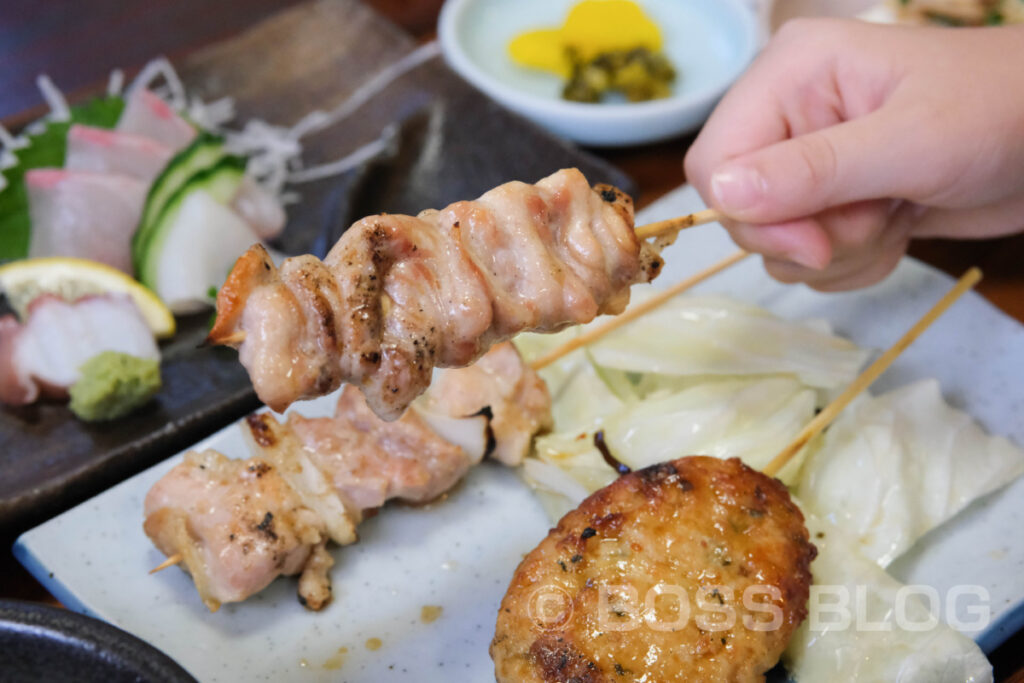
[147,246,746,608]
[207,168,663,421]
[144,343,552,611]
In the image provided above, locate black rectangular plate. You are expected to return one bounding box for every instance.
[0,0,634,533]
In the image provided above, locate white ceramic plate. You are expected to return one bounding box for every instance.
[439,0,761,146]
[15,186,1024,681]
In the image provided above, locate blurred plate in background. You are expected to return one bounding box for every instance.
[439,0,761,146]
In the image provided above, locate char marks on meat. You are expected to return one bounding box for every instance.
[143,450,329,611]
[209,168,659,420]
[144,343,553,611]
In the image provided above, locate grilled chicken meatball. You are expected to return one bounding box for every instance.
[491,456,816,683]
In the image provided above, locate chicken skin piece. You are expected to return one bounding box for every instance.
[491,456,816,683]
[423,341,552,466]
[143,450,331,611]
[208,168,661,420]
[287,384,477,513]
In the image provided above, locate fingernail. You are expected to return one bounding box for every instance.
[711,164,765,213]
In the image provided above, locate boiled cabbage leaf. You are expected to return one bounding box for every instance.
[797,379,1024,567]
[785,511,993,683]
[587,293,869,389]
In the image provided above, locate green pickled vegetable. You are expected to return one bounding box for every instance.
[69,351,161,422]
[562,47,676,103]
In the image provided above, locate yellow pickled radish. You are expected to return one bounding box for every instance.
[509,29,572,78]
[509,0,663,77]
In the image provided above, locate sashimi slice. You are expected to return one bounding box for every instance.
[0,315,36,405]
[116,88,196,151]
[26,169,146,274]
[0,294,159,405]
[65,124,174,183]
[230,176,286,240]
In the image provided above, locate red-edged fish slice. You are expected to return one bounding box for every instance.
[116,88,196,152]
[65,124,174,183]
[26,168,147,274]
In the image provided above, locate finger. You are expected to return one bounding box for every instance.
[763,238,906,291]
[707,107,925,224]
[816,200,892,253]
[726,218,833,270]
[684,28,815,199]
[896,195,1024,240]
[806,243,906,291]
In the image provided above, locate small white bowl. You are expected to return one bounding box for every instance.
[439,0,761,147]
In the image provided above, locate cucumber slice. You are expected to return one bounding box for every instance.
[138,156,246,292]
[131,132,227,268]
[145,188,260,313]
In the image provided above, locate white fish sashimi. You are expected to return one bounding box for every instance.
[116,88,196,151]
[587,292,870,389]
[797,379,1024,567]
[785,511,993,683]
[0,294,159,404]
[26,169,146,274]
[230,175,286,240]
[65,124,173,183]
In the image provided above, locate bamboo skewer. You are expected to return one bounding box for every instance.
[154,250,744,577]
[149,553,183,574]
[530,250,750,371]
[634,208,723,241]
[762,267,983,478]
[209,209,722,348]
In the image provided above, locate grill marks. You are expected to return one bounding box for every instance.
[209,169,660,422]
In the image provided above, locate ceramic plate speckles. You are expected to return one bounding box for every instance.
[15,186,1024,681]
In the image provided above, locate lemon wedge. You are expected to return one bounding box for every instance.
[0,257,175,338]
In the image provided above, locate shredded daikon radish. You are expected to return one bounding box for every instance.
[289,41,441,142]
[127,57,187,111]
[187,95,235,132]
[0,123,28,151]
[36,75,70,122]
[107,69,124,96]
[8,42,444,206]
[287,134,392,184]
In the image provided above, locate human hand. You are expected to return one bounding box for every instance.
[684,19,1024,290]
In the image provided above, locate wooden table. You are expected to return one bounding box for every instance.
[2,1,1022,680]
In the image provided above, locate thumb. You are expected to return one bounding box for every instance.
[708,111,904,224]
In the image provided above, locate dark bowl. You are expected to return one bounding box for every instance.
[0,600,196,683]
